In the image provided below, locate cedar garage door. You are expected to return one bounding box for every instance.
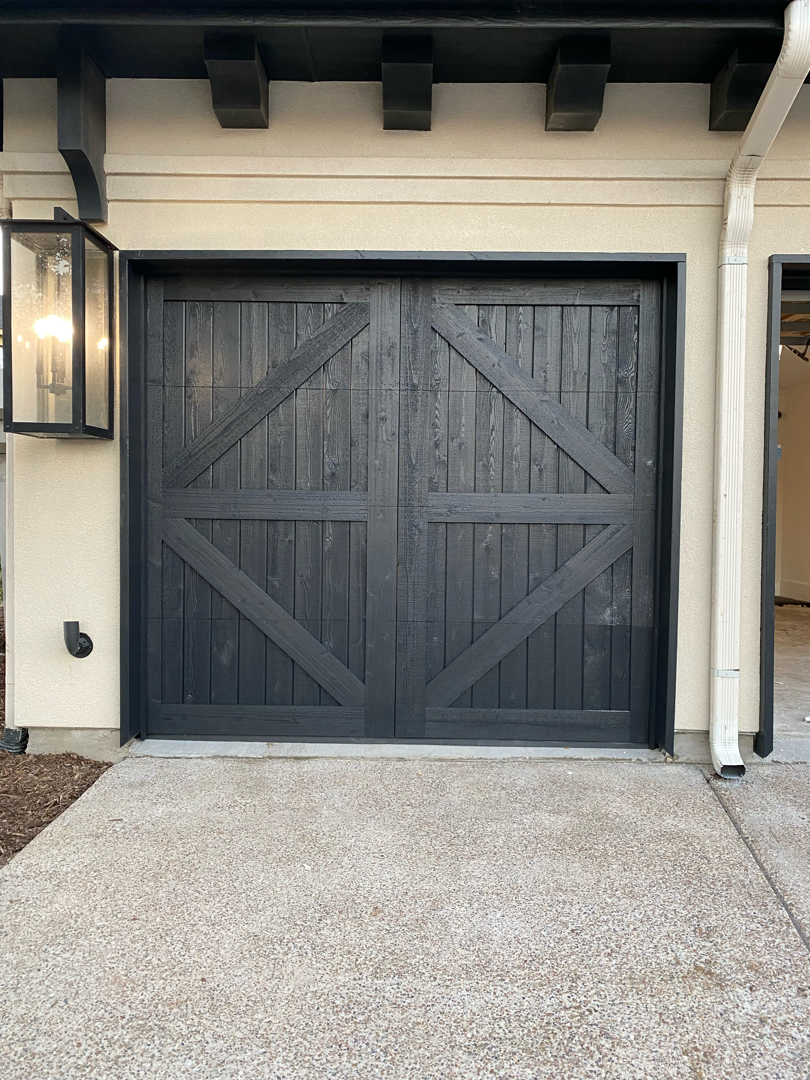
[144,274,660,744]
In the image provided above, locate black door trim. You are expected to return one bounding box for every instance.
[759,255,810,758]
[119,250,686,749]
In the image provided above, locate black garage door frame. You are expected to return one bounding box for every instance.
[119,251,685,751]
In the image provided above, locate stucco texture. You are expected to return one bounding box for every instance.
[3,78,810,734]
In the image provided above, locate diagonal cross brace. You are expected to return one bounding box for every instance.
[163,303,369,490]
[425,522,634,708]
[163,518,366,708]
[432,303,636,495]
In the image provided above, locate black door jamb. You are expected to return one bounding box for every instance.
[759,256,810,757]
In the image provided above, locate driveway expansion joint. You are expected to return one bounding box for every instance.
[707,769,810,959]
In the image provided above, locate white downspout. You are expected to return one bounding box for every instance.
[711,0,810,776]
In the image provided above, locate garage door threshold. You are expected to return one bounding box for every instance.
[132,739,664,762]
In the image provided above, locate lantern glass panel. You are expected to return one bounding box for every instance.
[10,231,74,425]
[84,236,110,430]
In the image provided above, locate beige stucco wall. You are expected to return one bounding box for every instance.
[3,76,810,736]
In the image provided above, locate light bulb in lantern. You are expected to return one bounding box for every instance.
[33,315,73,343]
[97,337,109,351]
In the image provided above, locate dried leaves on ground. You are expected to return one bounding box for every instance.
[0,608,110,867]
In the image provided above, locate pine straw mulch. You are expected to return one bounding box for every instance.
[0,609,111,868]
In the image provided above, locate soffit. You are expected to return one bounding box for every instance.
[0,1,789,82]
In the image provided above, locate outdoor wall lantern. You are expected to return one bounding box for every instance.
[2,211,115,438]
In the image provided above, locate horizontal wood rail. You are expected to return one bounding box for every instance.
[424,708,631,741]
[162,490,369,520]
[160,490,634,524]
[426,493,633,523]
[426,707,631,726]
[152,704,365,738]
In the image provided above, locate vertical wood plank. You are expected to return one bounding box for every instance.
[183,301,213,705]
[161,297,185,708]
[349,327,369,683]
[395,279,434,738]
[265,302,296,705]
[611,305,639,711]
[146,280,167,725]
[499,304,533,709]
[238,302,269,705]
[629,281,662,743]
[527,305,562,709]
[210,301,241,708]
[555,305,590,710]
[426,326,449,685]
[322,318,353,684]
[365,280,400,736]
[471,304,505,708]
[445,313,477,708]
[294,302,325,706]
[583,306,618,711]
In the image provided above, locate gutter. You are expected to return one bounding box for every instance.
[710,0,810,777]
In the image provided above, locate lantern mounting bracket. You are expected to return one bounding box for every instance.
[57,30,108,224]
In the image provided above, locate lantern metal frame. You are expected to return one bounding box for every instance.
[2,218,116,439]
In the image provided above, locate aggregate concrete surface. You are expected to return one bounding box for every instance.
[713,763,810,947]
[1,757,809,1080]
[774,603,810,738]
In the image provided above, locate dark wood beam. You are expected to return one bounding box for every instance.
[204,34,269,129]
[709,43,780,131]
[545,35,611,132]
[57,31,107,223]
[382,34,433,131]
[0,3,787,30]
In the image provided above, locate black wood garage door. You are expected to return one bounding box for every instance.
[144,274,660,744]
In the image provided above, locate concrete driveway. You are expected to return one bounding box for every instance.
[1,754,809,1080]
